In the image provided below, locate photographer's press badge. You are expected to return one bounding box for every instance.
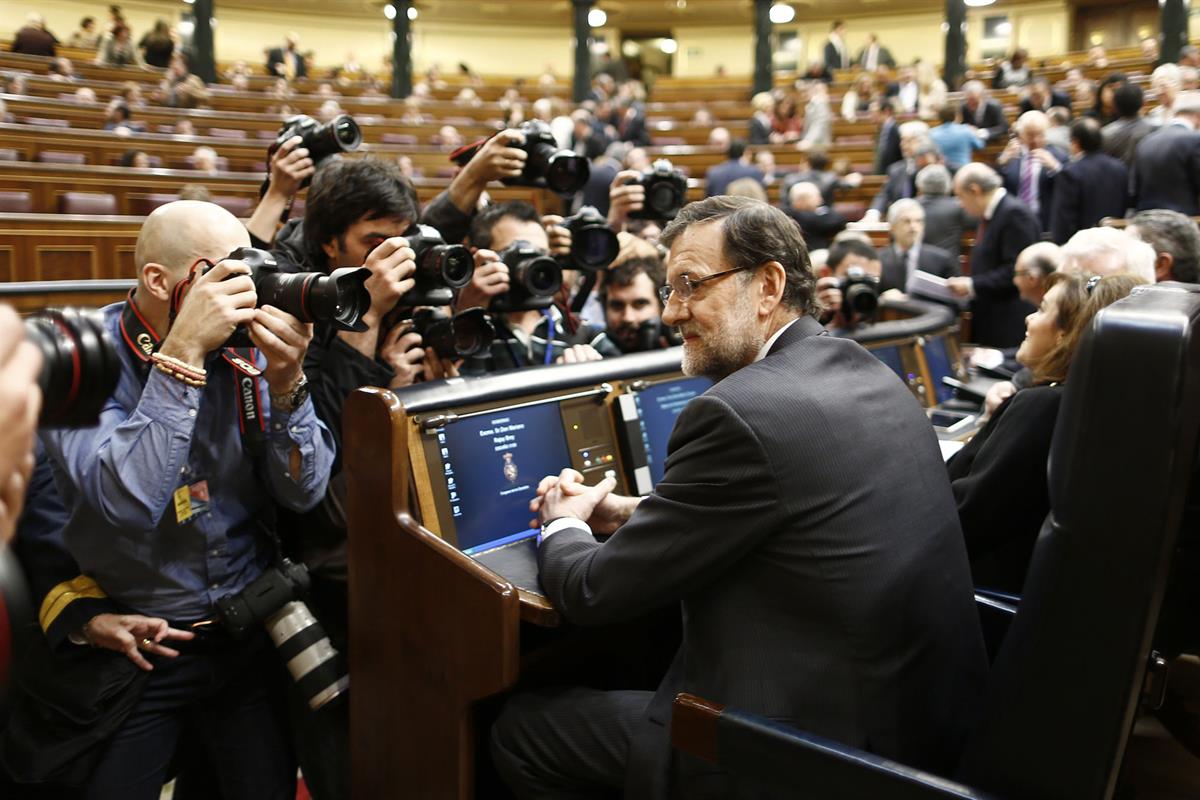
[174,479,212,525]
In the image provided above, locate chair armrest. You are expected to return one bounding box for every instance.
[672,694,998,800]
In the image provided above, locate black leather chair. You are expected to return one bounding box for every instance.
[671,283,1200,799]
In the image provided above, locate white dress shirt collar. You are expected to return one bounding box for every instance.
[756,318,800,362]
[984,187,1007,221]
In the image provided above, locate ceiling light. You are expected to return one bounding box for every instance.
[589,8,607,27]
[963,0,995,7]
[660,38,678,54]
[769,3,795,23]
[384,4,396,19]
[408,6,418,19]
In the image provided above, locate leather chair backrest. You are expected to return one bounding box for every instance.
[57,192,118,215]
[0,191,32,213]
[37,150,87,165]
[129,193,180,215]
[958,283,1200,798]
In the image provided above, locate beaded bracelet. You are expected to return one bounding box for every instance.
[152,360,207,388]
[151,351,207,381]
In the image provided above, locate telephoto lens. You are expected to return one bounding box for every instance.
[24,308,121,428]
[514,120,589,194]
[411,306,496,360]
[275,114,362,167]
[400,224,475,306]
[214,560,348,711]
[840,266,881,318]
[492,240,563,312]
[560,206,619,272]
[629,159,688,222]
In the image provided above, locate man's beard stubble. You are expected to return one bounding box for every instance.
[679,294,763,381]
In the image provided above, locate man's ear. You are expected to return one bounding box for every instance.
[140,262,174,302]
[321,238,339,264]
[1155,252,1174,283]
[758,260,788,314]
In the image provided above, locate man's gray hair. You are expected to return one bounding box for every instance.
[887,198,925,225]
[898,120,930,140]
[1129,209,1200,282]
[1018,241,1062,276]
[1061,227,1156,282]
[915,163,952,197]
[956,162,1003,193]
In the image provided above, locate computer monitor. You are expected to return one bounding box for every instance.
[922,334,962,405]
[616,375,712,494]
[871,345,906,379]
[864,339,925,404]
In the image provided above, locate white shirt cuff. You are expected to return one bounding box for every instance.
[539,517,591,544]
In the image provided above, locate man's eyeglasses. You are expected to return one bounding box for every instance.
[658,265,754,306]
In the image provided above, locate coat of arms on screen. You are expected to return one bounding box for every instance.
[502,452,518,483]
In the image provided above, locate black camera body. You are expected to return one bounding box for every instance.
[839,267,881,321]
[215,559,348,710]
[491,240,563,313]
[559,206,619,273]
[400,224,475,307]
[629,159,687,222]
[25,308,122,428]
[511,120,590,195]
[176,247,371,348]
[631,319,683,353]
[272,114,362,179]
[411,306,496,360]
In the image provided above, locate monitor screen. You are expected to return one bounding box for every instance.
[634,377,712,487]
[923,337,957,404]
[432,402,572,555]
[871,345,906,379]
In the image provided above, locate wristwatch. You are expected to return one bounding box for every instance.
[270,374,310,412]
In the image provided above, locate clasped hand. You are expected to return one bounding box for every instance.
[529,468,619,533]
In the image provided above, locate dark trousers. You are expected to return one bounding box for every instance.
[83,632,294,800]
[490,687,652,800]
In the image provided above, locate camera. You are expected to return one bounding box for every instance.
[491,240,563,312]
[559,206,619,272]
[400,224,475,306]
[25,308,121,428]
[215,559,347,711]
[632,319,683,353]
[839,267,880,319]
[411,306,496,360]
[273,114,361,171]
[454,121,589,195]
[172,247,371,348]
[629,159,688,222]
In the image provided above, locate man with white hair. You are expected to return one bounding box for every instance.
[1058,227,1156,282]
[191,146,220,174]
[879,199,957,292]
[959,81,1010,143]
[1147,63,1182,127]
[1133,90,1200,214]
[12,13,58,57]
[916,163,971,258]
[996,110,1068,232]
[782,181,847,251]
[950,163,1040,346]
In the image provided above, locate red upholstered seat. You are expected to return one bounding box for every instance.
[0,191,33,213]
[58,192,118,215]
[129,193,180,215]
[38,151,87,165]
[210,196,254,217]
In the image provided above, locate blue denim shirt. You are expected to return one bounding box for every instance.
[40,301,335,620]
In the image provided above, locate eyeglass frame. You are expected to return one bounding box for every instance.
[657,265,755,307]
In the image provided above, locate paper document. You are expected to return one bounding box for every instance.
[907,270,969,307]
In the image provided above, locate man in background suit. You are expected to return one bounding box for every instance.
[704,139,763,197]
[879,199,958,292]
[917,163,974,259]
[867,126,940,217]
[783,181,847,251]
[1133,91,1200,215]
[491,196,988,800]
[885,65,921,114]
[266,33,307,80]
[1101,82,1153,167]
[961,80,1010,144]
[996,110,1068,232]
[824,20,851,70]
[1019,77,1071,116]
[856,33,896,71]
[1049,118,1129,244]
[951,163,1040,347]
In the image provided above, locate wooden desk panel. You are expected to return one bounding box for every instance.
[0,215,141,282]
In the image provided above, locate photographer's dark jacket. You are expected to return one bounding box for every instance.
[461,308,621,374]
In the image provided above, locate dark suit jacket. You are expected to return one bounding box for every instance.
[970,193,1040,347]
[266,47,307,79]
[538,316,988,799]
[704,160,764,197]
[948,385,1063,594]
[997,145,1069,230]
[747,114,772,146]
[871,158,916,212]
[1018,91,1071,116]
[1133,123,1200,215]
[879,242,958,292]
[919,196,972,258]
[783,207,847,251]
[1101,117,1153,167]
[856,44,896,69]
[779,170,840,206]
[823,39,850,70]
[960,99,1010,143]
[1048,152,1129,244]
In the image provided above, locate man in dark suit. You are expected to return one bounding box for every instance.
[1049,118,1129,244]
[951,163,1040,347]
[823,20,851,70]
[266,33,307,79]
[869,133,941,216]
[856,33,895,71]
[873,100,904,174]
[783,181,847,251]
[917,163,974,258]
[996,110,1069,232]
[1018,77,1071,116]
[960,80,1010,144]
[491,196,988,800]
[704,139,764,197]
[1132,91,1200,215]
[1101,82,1153,167]
[884,65,920,114]
[879,199,958,292]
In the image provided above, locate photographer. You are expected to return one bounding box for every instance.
[457,201,621,373]
[11,201,334,797]
[600,248,672,354]
[0,305,42,545]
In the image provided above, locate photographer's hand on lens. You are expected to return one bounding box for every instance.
[466,129,527,182]
[816,276,843,318]
[556,344,603,365]
[362,237,418,322]
[423,348,461,381]
[379,325,427,388]
[82,613,196,672]
[455,249,510,311]
[542,214,572,257]
[270,135,315,198]
[248,305,313,395]
[159,259,257,368]
[608,170,645,229]
[0,306,41,544]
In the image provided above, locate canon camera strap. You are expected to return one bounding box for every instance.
[120,289,267,457]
